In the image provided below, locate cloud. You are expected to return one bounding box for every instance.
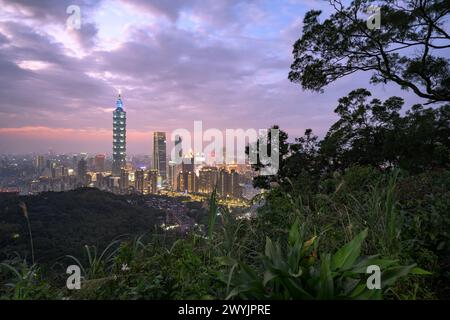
[0,0,429,154]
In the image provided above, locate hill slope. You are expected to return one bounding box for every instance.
[0,188,165,263]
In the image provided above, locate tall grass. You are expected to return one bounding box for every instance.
[18,202,34,265]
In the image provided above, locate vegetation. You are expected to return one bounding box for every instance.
[289,0,450,103]
[0,188,166,264]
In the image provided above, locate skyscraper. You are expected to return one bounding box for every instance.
[135,169,145,194]
[148,169,158,194]
[112,94,126,176]
[34,155,45,173]
[199,166,218,194]
[168,160,177,190]
[77,158,87,185]
[153,132,167,181]
[119,168,129,194]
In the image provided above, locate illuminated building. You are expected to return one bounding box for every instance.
[230,169,242,198]
[112,94,126,176]
[217,169,229,197]
[153,132,167,181]
[135,169,145,194]
[34,155,45,173]
[168,161,177,190]
[120,168,129,193]
[199,166,218,194]
[148,169,158,194]
[177,170,198,193]
[77,158,87,186]
[187,171,198,193]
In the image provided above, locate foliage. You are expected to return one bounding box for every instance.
[289,0,450,103]
[0,188,165,264]
[220,223,427,299]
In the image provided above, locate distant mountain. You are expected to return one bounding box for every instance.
[0,188,165,264]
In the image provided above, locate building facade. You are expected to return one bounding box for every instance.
[112,94,126,176]
[153,132,167,181]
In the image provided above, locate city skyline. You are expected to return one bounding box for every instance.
[0,0,428,154]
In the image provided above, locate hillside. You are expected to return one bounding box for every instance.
[0,188,165,264]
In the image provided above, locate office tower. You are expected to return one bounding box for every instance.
[94,154,106,172]
[72,155,78,171]
[168,161,177,190]
[34,155,45,172]
[177,172,185,192]
[182,153,195,173]
[230,169,242,198]
[77,158,87,185]
[177,170,196,193]
[153,132,167,181]
[148,169,158,194]
[113,94,126,176]
[119,168,129,193]
[217,169,230,197]
[187,171,198,193]
[135,169,145,194]
[199,166,218,194]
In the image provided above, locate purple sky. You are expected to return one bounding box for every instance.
[0,0,431,154]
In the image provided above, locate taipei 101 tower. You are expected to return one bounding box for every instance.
[112,93,126,176]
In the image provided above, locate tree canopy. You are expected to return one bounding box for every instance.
[289,0,450,103]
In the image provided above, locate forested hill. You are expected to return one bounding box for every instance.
[0,188,165,264]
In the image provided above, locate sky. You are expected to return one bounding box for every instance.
[0,0,432,155]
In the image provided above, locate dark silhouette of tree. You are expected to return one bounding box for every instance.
[246,125,289,189]
[320,88,450,172]
[289,0,450,103]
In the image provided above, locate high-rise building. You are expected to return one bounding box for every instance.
[77,158,87,185]
[120,168,129,193]
[182,153,195,173]
[168,161,177,190]
[34,155,45,172]
[153,132,167,181]
[199,166,218,194]
[94,154,106,172]
[230,169,242,198]
[113,94,126,176]
[217,169,230,197]
[135,169,145,194]
[187,171,198,193]
[147,169,158,194]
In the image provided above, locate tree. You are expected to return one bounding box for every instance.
[246,125,289,189]
[320,88,450,172]
[289,0,450,104]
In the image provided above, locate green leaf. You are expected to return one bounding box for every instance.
[331,229,368,271]
[263,270,276,286]
[410,267,432,275]
[288,218,300,246]
[381,264,416,288]
[319,253,334,299]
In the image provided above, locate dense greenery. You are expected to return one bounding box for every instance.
[289,0,450,103]
[0,188,165,264]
